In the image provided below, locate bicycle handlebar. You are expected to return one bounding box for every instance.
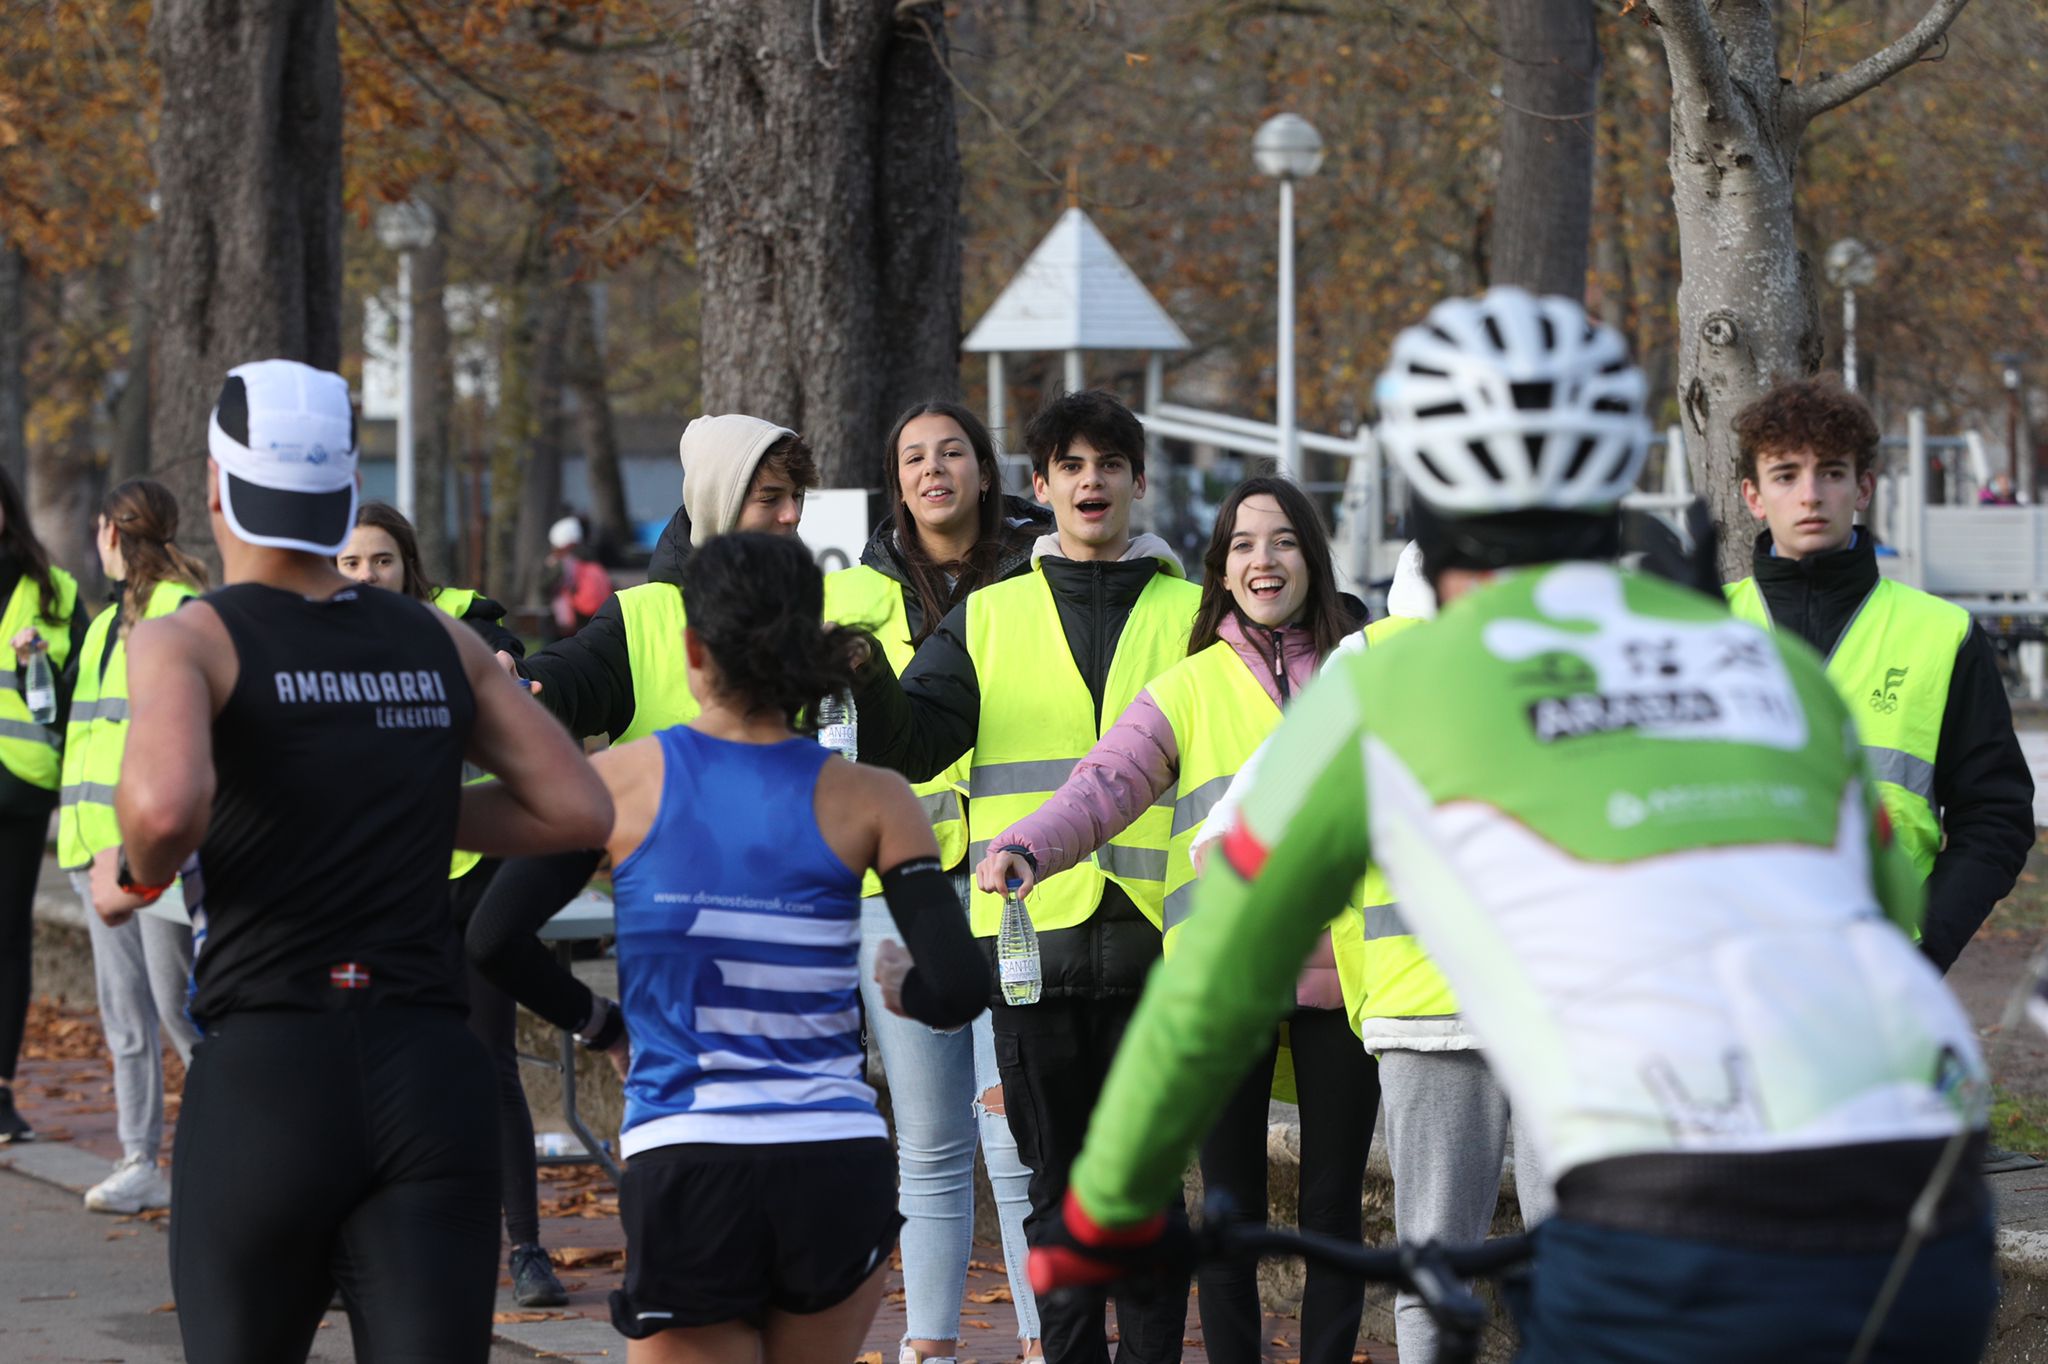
[1200,1220,1532,1364]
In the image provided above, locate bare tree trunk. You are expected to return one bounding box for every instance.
[490,181,571,608]
[150,0,343,552]
[565,283,631,556]
[411,188,455,584]
[692,0,961,490]
[110,223,155,486]
[0,245,25,491]
[1648,0,1971,580]
[33,275,112,594]
[1489,0,1601,300]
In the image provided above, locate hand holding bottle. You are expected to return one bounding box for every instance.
[976,846,1038,901]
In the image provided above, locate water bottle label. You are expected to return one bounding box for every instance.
[819,723,856,756]
[25,687,53,711]
[998,957,1040,984]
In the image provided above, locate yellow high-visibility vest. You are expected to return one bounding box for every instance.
[614,581,699,743]
[434,585,499,881]
[824,566,971,894]
[56,581,197,869]
[962,562,1198,936]
[1726,575,1967,884]
[0,568,79,791]
[1334,615,1457,1038]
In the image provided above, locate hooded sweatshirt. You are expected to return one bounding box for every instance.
[855,494,1051,645]
[521,415,792,741]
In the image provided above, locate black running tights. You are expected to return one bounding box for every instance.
[0,811,49,1082]
[169,1007,500,1364]
[452,859,541,1247]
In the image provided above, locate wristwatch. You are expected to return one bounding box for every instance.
[115,848,174,904]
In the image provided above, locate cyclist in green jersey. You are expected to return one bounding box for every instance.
[1030,289,1995,1364]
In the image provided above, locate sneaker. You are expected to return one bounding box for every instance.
[85,1153,171,1214]
[1984,1143,2046,1175]
[509,1242,568,1308]
[0,1087,31,1144]
[898,1345,957,1364]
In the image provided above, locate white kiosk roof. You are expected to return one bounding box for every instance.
[963,207,1190,354]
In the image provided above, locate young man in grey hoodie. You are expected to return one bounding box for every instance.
[514,413,815,741]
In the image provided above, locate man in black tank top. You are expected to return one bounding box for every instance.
[97,360,612,1364]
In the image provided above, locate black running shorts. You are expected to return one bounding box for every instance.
[610,1137,901,1338]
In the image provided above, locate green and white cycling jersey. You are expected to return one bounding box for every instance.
[1069,561,1988,1228]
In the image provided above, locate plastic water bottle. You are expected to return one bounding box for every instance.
[22,638,55,726]
[816,690,857,761]
[996,876,1042,1006]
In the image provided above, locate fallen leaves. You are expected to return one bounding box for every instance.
[493,1309,579,1323]
[965,1287,1012,1303]
[549,1246,625,1270]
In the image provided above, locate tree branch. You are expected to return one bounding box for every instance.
[1785,0,1971,125]
[1645,0,1740,130]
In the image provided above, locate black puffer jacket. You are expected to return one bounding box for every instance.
[854,534,1190,1000]
[520,508,689,742]
[1748,529,2035,972]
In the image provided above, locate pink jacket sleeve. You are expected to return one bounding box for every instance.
[991,690,1180,879]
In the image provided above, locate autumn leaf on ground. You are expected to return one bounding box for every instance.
[854,1353,884,1364]
[884,1289,906,1303]
[963,1317,993,1329]
[550,1246,625,1269]
[150,1301,176,1313]
[493,1310,576,1323]
[966,1287,1012,1303]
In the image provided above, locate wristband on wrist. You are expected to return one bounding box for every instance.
[115,849,174,904]
[574,996,626,1052]
[995,844,1039,875]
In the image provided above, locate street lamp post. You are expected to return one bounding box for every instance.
[1824,238,1877,395]
[1994,352,2027,492]
[1253,113,1324,483]
[375,199,438,520]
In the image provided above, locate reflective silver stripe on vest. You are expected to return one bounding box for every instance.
[460,762,488,784]
[1864,744,1936,803]
[0,718,57,745]
[1363,903,1410,941]
[969,758,1079,798]
[68,697,129,724]
[1098,843,1167,883]
[1171,774,1235,838]
[0,668,14,689]
[1163,882,1197,931]
[919,791,959,825]
[59,781,119,808]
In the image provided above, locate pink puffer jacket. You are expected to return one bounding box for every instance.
[989,614,1345,1009]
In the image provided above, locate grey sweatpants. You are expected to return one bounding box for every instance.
[72,873,200,1161]
[1378,1047,1553,1364]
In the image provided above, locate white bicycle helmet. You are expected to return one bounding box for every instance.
[1374,287,1651,516]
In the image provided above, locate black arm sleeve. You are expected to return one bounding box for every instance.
[879,856,990,1029]
[459,594,525,660]
[850,600,980,782]
[466,848,605,1033]
[1921,627,2037,973]
[520,595,636,742]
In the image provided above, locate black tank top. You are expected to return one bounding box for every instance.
[191,583,477,1021]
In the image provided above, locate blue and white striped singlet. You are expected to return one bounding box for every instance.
[611,726,878,1156]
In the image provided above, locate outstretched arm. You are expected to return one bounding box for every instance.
[1068,663,1373,1227]
[444,614,613,857]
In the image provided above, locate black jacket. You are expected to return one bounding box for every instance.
[521,507,690,742]
[446,590,524,660]
[1748,530,2035,972]
[855,538,1188,1000]
[855,494,1050,645]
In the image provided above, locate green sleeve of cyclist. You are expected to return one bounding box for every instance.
[1069,660,1376,1227]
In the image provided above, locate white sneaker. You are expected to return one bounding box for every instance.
[84,1154,171,1214]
